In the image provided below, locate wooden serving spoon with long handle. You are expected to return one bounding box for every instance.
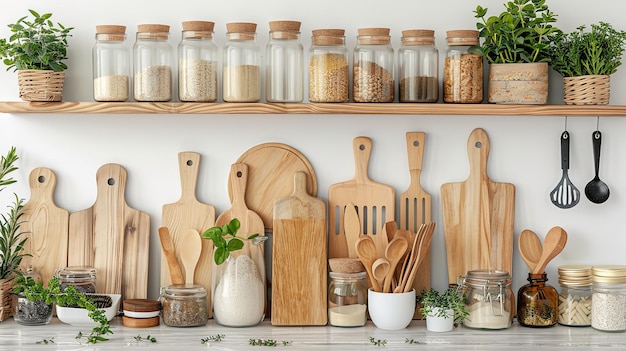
[532,226,567,275]
[519,229,543,272]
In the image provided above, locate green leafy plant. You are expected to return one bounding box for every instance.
[472,0,560,63]
[0,9,74,72]
[202,218,260,265]
[418,287,469,326]
[550,22,626,77]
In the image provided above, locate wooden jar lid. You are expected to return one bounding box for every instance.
[123,299,160,312]
[96,25,126,34]
[329,258,365,273]
[182,21,215,32]
[312,29,345,46]
[122,315,160,328]
[357,28,391,45]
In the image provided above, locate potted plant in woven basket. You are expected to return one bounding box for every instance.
[0,9,73,102]
[472,0,560,104]
[550,22,626,105]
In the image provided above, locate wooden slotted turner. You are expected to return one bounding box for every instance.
[550,131,580,208]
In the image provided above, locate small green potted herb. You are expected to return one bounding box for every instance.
[418,288,468,332]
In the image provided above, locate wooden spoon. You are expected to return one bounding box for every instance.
[518,229,543,272]
[532,226,568,275]
[344,203,360,258]
[372,258,390,292]
[383,237,408,293]
[385,221,398,242]
[158,226,185,285]
[179,229,202,284]
[403,222,435,293]
[355,235,380,292]
[395,223,426,293]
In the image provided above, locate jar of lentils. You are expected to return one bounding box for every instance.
[133,24,174,102]
[308,29,349,103]
[266,20,304,102]
[223,22,261,102]
[591,265,626,332]
[178,21,218,102]
[92,25,130,102]
[55,266,97,294]
[398,29,438,102]
[353,28,394,102]
[558,265,592,327]
[443,30,483,103]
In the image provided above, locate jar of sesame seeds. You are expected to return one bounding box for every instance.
[133,24,174,102]
[308,29,349,103]
[178,21,218,102]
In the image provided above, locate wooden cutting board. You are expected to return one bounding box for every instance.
[328,136,395,259]
[161,151,215,316]
[272,172,327,326]
[441,128,515,285]
[68,163,150,301]
[20,167,69,285]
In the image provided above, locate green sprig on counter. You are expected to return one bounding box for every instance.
[200,334,225,344]
[249,338,292,346]
[35,337,54,345]
[134,335,157,343]
[369,337,387,347]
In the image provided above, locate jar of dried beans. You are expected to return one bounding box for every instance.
[266,20,304,102]
[558,265,592,327]
[443,30,483,103]
[309,29,349,103]
[353,28,394,102]
[457,269,513,329]
[591,265,626,332]
[93,25,130,102]
[517,273,558,327]
[161,284,209,327]
[223,22,261,102]
[178,21,218,102]
[398,29,438,103]
[133,24,174,102]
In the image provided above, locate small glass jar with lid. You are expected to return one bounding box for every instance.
[328,271,368,327]
[178,21,218,102]
[591,265,626,332]
[398,29,438,103]
[353,27,394,102]
[266,20,304,102]
[133,24,174,102]
[223,22,261,102]
[457,269,514,329]
[517,272,559,327]
[309,29,349,103]
[55,266,97,294]
[14,266,53,326]
[558,264,592,327]
[443,30,483,103]
[160,284,209,327]
[93,25,130,102]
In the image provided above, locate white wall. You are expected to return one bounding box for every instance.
[1,0,625,299]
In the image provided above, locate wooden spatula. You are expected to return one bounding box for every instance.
[157,226,184,285]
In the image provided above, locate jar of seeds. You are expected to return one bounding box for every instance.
[398,29,438,103]
[178,21,218,102]
[55,266,97,294]
[133,24,174,102]
[517,272,558,327]
[223,22,261,102]
[353,28,394,102]
[309,29,349,103]
[591,265,626,332]
[161,284,209,327]
[443,30,483,103]
[558,265,592,327]
[266,20,304,102]
[93,25,130,102]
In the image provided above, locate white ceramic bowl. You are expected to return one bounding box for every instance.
[56,294,121,326]
[368,289,415,330]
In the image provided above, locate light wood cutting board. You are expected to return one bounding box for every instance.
[161,151,215,316]
[441,128,515,285]
[272,172,327,326]
[68,163,150,301]
[20,167,69,285]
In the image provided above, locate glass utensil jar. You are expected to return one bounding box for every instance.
[161,284,209,327]
[443,30,483,103]
[309,29,349,103]
[223,22,261,102]
[353,27,394,102]
[591,265,626,332]
[133,24,174,102]
[266,20,303,102]
[398,29,438,103]
[517,272,558,327]
[458,269,513,329]
[328,271,367,327]
[558,264,592,327]
[93,25,130,102]
[178,21,218,102]
[55,266,97,294]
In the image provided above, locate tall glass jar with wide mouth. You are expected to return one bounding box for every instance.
[55,266,97,294]
[328,271,367,327]
[161,284,209,327]
[223,22,261,102]
[178,21,218,102]
[133,24,174,102]
[458,269,513,329]
[93,25,130,102]
[591,265,626,332]
[266,20,303,102]
[558,264,592,327]
[443,29,483,103]
[309,29,349,103]
[398,29,438,103]
[353,27,394,102]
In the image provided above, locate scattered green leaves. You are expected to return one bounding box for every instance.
[369,337,387,347]
[202,218,261,265]
[249,338,292,347]
[200,334,225,344]
[36,337,54,344]
[405,338,424,344]
[134,335,157,343]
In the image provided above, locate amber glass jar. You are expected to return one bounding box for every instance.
[517,273,558,327]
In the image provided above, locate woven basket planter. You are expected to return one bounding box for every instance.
[0,276,15,321]
[563,75,610,105]
[17,70,65,102]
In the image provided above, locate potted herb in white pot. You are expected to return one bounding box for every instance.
[419,288,468,332]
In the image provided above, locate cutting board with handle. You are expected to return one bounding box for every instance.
[68,163,150,301]
[20,167,69,285]
[328,136,395,259]
[161,151,216,316]
[441,128,515,284]
[272,171,327,326]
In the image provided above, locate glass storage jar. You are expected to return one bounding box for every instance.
[223,22,261,102]
[591,265,626,332]
[328,271,367,327]
[93,25,130,102]
[398,29,438,102]
[14,266,52,326]
[443,29,483,103]
[133,24,174,102]
[266,20,303,102]
[517,272,558,327]
[55,266,97,293]
[353,27,394,102]
[558,264,592,327]
[178,21,218,102]
[309,29,349,103]
[457,269,513,329]
[161,284,209,327]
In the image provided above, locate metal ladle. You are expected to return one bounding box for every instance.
[584,130,610,204]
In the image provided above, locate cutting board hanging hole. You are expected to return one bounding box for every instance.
[38,175,46,183]
[186,159,193,166]
[108,178,115,186]
[475,141,482,148]
[413,140,420,147]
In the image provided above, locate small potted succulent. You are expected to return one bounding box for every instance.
[419,287,469,332]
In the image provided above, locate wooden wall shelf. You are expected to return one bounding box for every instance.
[1,101,626,116]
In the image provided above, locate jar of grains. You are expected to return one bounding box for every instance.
[160,284,209,327]
[591,265,626,332]
[178,21,218,102]
[266,20,304,102]
[328,271,368,327]
[443,30,483,103]
[55,266,97,294]
[517,272,558,327]
[133,24,174,102]
[223,22,261,102]
[353,28,394,102]
[457,269,514,329]
[558,265,592,327]
[308,29,349,103]
[93,25,130,102]
[398,29,438,103]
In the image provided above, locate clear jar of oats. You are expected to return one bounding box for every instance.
[353,28,394,102]
[223,22,261,102]
[133,24,174,102]
[93,25,130,102]
[398,29,438,103]
[178,21,218,102]
[443,30,483,103]
[308,29,349,103]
